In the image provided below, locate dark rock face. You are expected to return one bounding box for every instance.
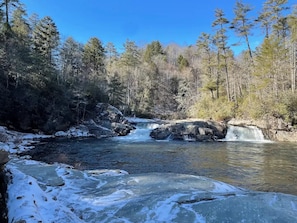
[93,103,135,137]
[150,120,227,142]
[0,151,9,166]
[0,151,8,223]
[150,127,171,140]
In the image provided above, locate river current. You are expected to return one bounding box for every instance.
[24,123,297,196]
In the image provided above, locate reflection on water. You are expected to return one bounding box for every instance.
[24,139,297,195]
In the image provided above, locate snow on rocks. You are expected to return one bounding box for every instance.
[0,126,52,154]
[54,124,95,138]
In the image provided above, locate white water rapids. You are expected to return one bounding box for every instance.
[224,125,267,142]
[116,118,268,142]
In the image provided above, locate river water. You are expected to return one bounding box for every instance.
[24,123,297,196]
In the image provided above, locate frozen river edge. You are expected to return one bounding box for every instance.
[5,157,297,223]
[1,121,297,222]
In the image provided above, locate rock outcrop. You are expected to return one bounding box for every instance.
[55,103,135,138]
[150,120,227,141]
[228,117,297,142]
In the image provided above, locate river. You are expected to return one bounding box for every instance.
[23,122,297,196]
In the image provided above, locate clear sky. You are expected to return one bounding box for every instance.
[21,0,294,53]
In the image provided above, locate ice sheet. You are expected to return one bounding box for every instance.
[6,158,297,222]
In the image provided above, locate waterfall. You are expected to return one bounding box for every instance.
[224,125,266,142]
[113,118,159,142]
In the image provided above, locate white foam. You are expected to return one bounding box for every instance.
[223,125,271,142]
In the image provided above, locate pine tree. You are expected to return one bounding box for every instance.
[105,42,118,72]
[0,0,19,34]
[197,32,217,99]
[108,72,125,107]
[231,0,254,62]
[32,16,60,67]
[60,37,84,84]
[119,39,140,108]
[143,41,164,63]
[9,5,31,88]
[82,37,107,102]
[212,8,231,101]
[257,0,289,38]
[83,37,105,75]
[177,55,189,70]
[120,39,140,67]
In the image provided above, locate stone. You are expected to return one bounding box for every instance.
[0,151,9,166]
[150,127,171,140]
[150,120,227,142]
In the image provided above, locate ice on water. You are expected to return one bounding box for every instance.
[6,158,297,223]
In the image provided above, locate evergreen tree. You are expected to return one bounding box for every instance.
[60,37,84,84]
[9,5,31,88]
[197,32,217,99]
[143,40,164,63]
[177,55,189,70]
[212,8,231,101]
[120,39,140,67]
[0,0,19,33]
[257,0,289,38]
[108,72,125,107]
[82,37,108,104]
[32,16,59,67]
[254,36,288,98]
[119,39,140,109]
[105,42,118,72]
[231,0,254,62]
[83,37,105,75]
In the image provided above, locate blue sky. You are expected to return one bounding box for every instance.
[21,0,294,53]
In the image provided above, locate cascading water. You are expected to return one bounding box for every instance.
[113,119,159,142]
[224,125,267,142]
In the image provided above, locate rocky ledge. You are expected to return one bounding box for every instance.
[55,103,135,138]
[228,116,297,142]
[150,120,227,141]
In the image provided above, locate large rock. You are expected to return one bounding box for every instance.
[55,103,135,138]
[0,151,9,167]
[93,103,134,136]
[150,120,227,141]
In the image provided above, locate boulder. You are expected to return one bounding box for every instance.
[93,103,134,136]
[55,103,135,139]
[112,123,135,136]
[83,120,115,138]
[150,120,227,142]
[149,127,171,140]
[0,151,9,167]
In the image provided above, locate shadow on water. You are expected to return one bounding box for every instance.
[22,138,297,195]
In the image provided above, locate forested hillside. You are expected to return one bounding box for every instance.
[0,0,296,133]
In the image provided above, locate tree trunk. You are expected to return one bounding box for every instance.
[291,42,297,92]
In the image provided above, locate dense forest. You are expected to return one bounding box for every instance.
[0,0,297,133]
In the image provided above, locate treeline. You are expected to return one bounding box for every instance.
[0,0,297,133]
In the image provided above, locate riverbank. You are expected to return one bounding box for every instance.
[1,116,297,222]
